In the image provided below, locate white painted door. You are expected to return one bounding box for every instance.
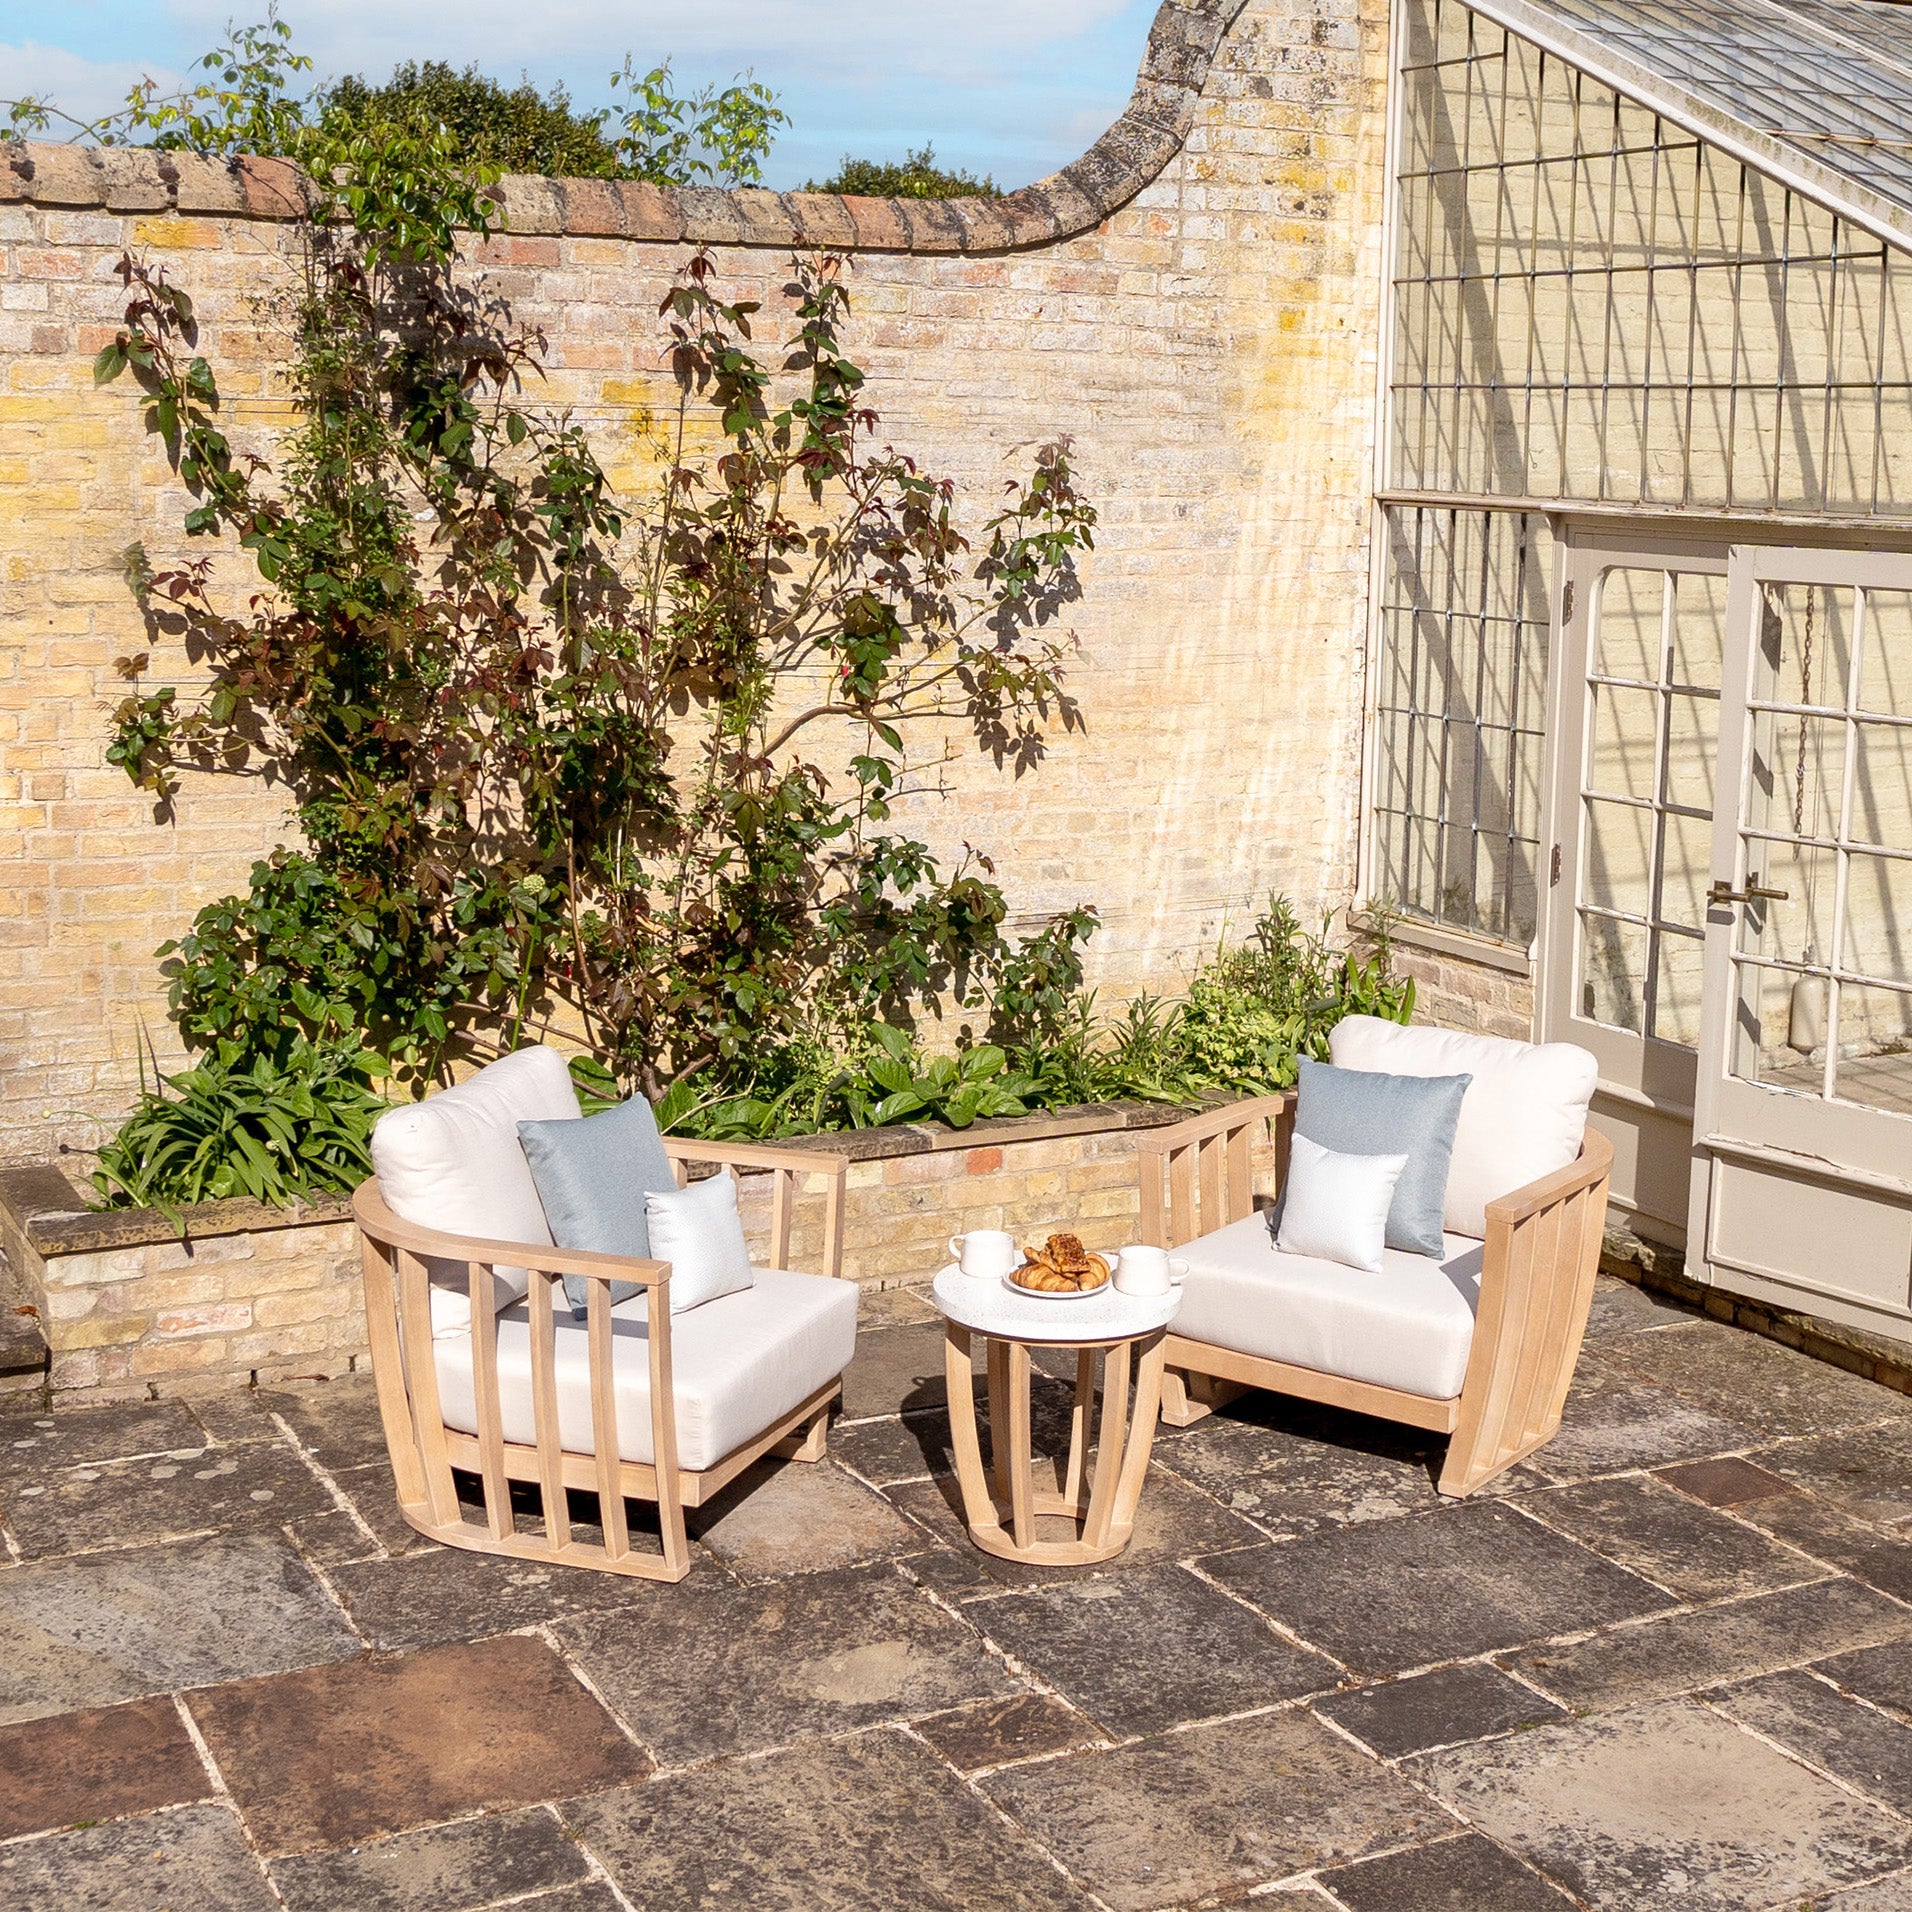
[1543,531,1731,1246]
[1689,547,1912,1343]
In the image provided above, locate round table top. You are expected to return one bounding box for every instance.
[930,1263,1181,1344]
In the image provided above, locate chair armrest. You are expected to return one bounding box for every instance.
[1132,1093,1293,1160]
[657,1140,850,1280]
[1482,1126,1615,1230]
[661,1138,851,1181]
[352,1179,669,1289]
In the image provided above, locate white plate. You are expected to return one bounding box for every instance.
[1001,1267,1112,1300]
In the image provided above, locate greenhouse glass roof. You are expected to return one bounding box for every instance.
[1473,0,1912,246]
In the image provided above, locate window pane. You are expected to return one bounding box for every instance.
[1581,913,1647,1032]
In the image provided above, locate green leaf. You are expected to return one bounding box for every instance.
[93,341,128,385]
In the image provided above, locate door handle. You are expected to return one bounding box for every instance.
[1707,877,1790,906]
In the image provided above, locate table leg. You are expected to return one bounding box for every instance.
[1061,1347,1094,1515]
[943,1324,997,1543]
[986,1337,1010,1500]
[1103,1330,1168,1551]
[1005,1340,1034,1550]
[1080,1337,1133,1552]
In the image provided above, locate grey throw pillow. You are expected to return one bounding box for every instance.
[1290,1055,1471,1257]
[519,1093,679,1314]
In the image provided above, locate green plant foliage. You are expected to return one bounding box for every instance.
[806,145,1000,199]
[323,63,621,180]
[90,1037,386,1222]
[5,13,782,190]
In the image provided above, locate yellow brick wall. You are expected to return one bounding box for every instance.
[0,0,1436,1164]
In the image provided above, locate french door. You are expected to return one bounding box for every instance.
[1689,548,1912,1341]
[1545,531,1729,1245]
[1546,527,1912,1337]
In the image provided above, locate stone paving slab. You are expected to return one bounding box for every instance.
[969,1562,1337,1737]
[322,1530,721,1651]
[0,1531,360,1723]
[187,1634,648,1855]
[0,1692,210,1838]
[554,1561,1020,1764]
[1732,1491,1912,1602]
[982,1705,1453,1911]
[1,1438,335,1558]
[0,1400,209,1477]
[1600,1323,1912,1442]
[840,1321,979,1421]
[1316,1831,1576,1909]
[0,1802,277,1910]
[1506,1577,1912,1713]
[1655,1455,1797,1507]
[1819,1641,1912,1721]
[1814,1871,1912,1909]
[913,1692,1104,1771]
[830,1407,957,1485]
[1710,1669,1912,1816]
[1201,1501,1670,1677]
[1582,1280,1700,1338]
[1758,1424,1912,1529]
[1411,1698,1912,1912]
[1515,1473,1823,1601]
[268,1803,592,1911]
[687,1456,933,1580]
[1531,1351,1765,1479]
[1311,1659,1568,1758]
[1147,1398,1500,1537]
[566,1727,1093,1911]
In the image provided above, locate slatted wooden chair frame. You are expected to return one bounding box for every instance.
[1136,1093,1613,1496]
[353,1139,849,1581]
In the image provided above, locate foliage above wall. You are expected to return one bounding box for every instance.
[805,146,1000,200]
[5,13,784,189]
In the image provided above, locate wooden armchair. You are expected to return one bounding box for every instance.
[355,1050,855,1582]
[1137,1087,1611,1497]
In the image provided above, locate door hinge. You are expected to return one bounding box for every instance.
[1550,843,1562,887]
[1562,581,1575,624]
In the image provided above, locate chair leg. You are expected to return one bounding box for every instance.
[1160,1367,1247,1427]
[772,1402,831,1463]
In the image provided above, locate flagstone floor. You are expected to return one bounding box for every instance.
[3,1276,1912,1910]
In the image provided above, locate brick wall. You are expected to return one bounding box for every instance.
[0,0,1394,1164]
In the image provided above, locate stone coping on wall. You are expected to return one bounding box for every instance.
[0,1096,1201,1259]
[0,0,1247,254]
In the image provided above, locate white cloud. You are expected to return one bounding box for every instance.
[159,0,1141,90]
[0,41,183,126]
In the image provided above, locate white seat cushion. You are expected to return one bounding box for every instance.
[1172,1213,1485,1400]
[433,1267,858,1472]
[1329,1016,1596,1237]
[370,1045,582,1330]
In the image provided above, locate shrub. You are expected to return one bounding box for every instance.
[806,145,999,199]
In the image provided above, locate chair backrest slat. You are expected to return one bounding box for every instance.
[467,1261,515,1541]
[358,1233,432,1516]
[587,1282,631,1563]
[394,1247,463,1528]
[770,1169,794,1270]
[526,1269,571,1550]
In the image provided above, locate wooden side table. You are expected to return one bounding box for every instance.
[930,1268,1180,1567]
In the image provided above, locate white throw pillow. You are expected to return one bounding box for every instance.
[645,1171,756,1314]
[371,1045,582,1336]
[1329,1016,1597,1237]
[1277,1132,1409,1276]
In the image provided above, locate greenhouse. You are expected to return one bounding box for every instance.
[1368,0,1912,1348]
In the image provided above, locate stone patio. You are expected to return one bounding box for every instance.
[1,1277,1911,1910]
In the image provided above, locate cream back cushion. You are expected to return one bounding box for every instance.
[371,1045,582,1328]
[1328,1016,1597,1236]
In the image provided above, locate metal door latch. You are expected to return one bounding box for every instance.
[1707,877,1790,906]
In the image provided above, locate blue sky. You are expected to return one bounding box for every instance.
[2,2,1161,189]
